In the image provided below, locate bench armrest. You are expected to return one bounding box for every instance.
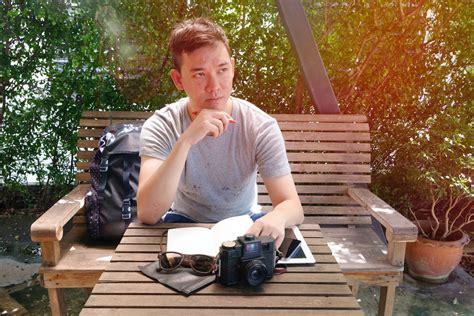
[348,187,418,242]
[30,184,90,242]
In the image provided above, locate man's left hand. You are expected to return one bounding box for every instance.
[246,211,285,248]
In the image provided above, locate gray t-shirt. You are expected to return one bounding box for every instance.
[139,96,290,222]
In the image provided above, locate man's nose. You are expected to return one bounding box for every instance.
[206,73,220,94]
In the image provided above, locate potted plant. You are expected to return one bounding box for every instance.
[398,107,473,283]
[406,189,472,283]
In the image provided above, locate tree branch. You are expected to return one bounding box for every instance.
[442,191,463,239]
[409,207,428,238]
[430,189,441,239]
[449,199,473,234]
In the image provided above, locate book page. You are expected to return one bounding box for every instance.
[166,227,216,257]
[210,215,254,249]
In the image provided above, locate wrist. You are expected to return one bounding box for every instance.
[266,208,288,227]
[176,134,193,151]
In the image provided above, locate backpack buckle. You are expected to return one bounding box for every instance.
[99,158,109,172]
[122,199,132,220]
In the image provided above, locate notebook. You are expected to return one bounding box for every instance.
[166,214,315,264]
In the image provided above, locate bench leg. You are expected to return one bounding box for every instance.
[378,284,396,316]
[48,288,66,316]
[348,280,359,296]
[84,287,93,296]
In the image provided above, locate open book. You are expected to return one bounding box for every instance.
[166,215,254,257]
[166,214,316,264]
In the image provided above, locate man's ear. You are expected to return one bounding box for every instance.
[170,69,184,90]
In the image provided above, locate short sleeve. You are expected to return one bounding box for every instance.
[139,113,176,160]
[255,119,291,178]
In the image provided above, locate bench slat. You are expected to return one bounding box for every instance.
[77,151,372,162]
[286,153,371,162]
[75,162,371,174]
[261,174,371,183]
[283,131,371,141]
[98,271,347,284]
[91,282,349,295]
[82,111,367,122]
[76,172,371,183]
[80,308,364,316]
[278,122,369,131]
[285,141,371,152]
[303,216,372,225]
[82,111,152,119]
[261,205,368,215]
[258,195,357,205]
[79,118,369,132]
[260,185,350,194]
[76,140,371,153]
[84,294,360,309]
[78,129,104,138]
[271,114,367,122]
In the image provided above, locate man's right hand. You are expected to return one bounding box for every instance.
[181,109,236,146]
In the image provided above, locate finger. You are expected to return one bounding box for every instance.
[275,233,284,248]
[261,222,278,236]
[212,112,231,131]
[206,122,220,138]
[260,226,283,245]
[225,113,237,124]
[209,118,224,136]
[246,221,263,237]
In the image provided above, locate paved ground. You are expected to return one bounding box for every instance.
[1,211,473,315]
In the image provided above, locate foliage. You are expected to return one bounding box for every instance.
[0,1,472,214]
[402,105,473,240]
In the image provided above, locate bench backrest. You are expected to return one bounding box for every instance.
[76,111,372,226]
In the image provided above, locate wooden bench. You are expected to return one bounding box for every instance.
[31,111,417,316]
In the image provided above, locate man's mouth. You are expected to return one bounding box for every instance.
[207,97,223,101]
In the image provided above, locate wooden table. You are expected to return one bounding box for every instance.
[80,222,363,315]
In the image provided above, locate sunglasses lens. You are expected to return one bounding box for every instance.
[191,255,214,273]
[160,252,182,270]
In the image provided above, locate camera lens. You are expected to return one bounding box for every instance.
[243,260,268,286]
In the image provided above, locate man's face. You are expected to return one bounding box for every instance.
[170,41,235,111]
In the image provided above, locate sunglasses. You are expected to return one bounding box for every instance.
[157,251,216,275]
[158,230,216,275]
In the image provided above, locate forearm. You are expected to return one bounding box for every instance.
[137,139,192,224]
[271,199,304,227]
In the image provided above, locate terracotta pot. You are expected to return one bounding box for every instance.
[406,226,470,283]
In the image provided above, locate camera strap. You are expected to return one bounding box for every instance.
[274,266,287,275]
[274,250,287,274]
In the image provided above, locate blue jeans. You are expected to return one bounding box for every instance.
[162,211,266,223]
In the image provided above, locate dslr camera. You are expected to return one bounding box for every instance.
[217,234,276,286]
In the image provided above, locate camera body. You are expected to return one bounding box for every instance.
[217,234,275,286]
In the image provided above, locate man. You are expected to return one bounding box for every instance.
[137,18,303,247]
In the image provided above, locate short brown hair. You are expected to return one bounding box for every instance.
[168,17,231,70]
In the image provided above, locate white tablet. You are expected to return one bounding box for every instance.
[277,226,316,265]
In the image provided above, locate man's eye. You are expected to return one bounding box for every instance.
[219,68,228,73]
[194,72,205,78]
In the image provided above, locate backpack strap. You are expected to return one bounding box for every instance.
[97,156,109,200]
[121,155,134,223]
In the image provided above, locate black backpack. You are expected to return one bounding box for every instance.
[84,123,142,240]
